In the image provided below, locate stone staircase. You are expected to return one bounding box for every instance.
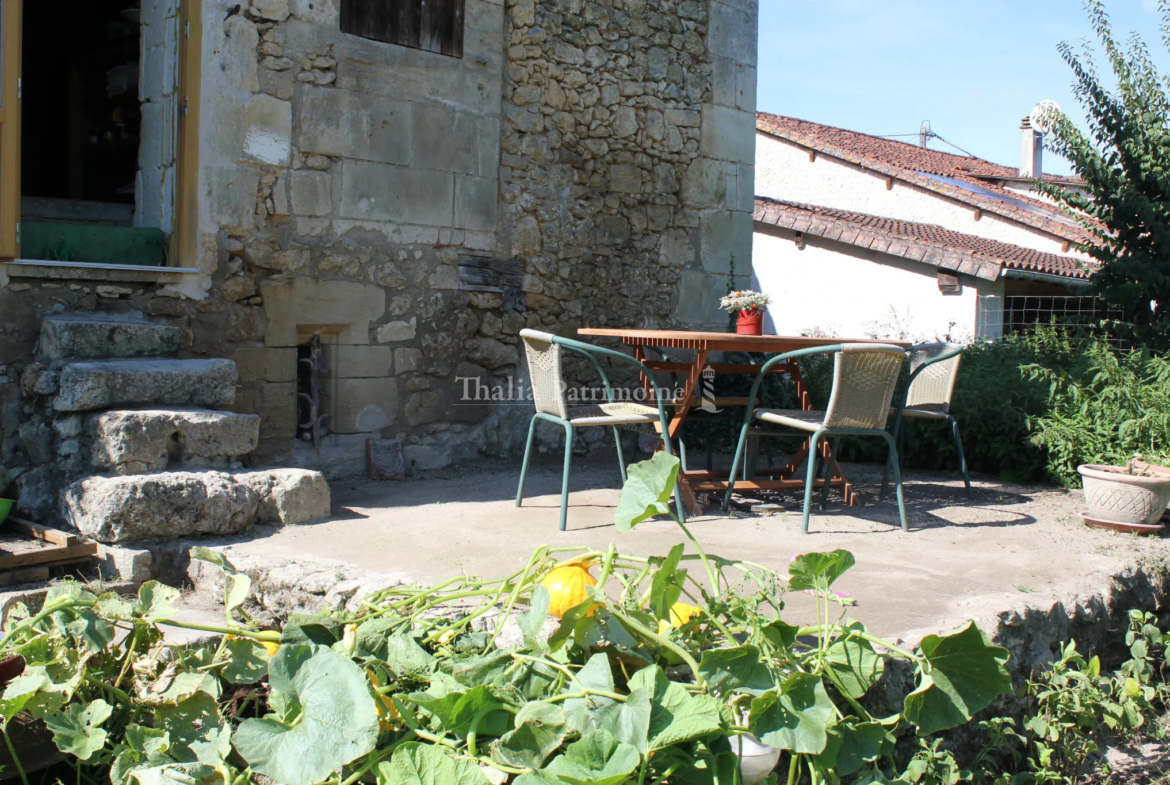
[15,313,330,580]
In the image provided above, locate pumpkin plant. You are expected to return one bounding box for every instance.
[0,453,1012,785]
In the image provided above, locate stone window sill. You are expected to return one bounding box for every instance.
[4,259,202,283]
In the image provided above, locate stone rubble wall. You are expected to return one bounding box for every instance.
[0,0,758,479]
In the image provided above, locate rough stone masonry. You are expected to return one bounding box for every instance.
[0,0,758,485]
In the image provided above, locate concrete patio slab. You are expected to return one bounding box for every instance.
[209,457,1169,643]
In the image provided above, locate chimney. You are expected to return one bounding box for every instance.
[1020,116,1042,178]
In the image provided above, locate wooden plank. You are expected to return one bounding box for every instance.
[341,0,464,57]
[6,517,78,546]
[0,543,97,571]
[0,567,49,587]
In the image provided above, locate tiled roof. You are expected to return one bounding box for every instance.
[755,113,1091,244]
[754,197,1092,281]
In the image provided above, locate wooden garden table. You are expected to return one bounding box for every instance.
[577,329,910,512]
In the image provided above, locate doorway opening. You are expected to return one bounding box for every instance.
[20,0,179,266]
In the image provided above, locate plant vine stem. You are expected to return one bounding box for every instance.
[485,547,547,651]
[671,516,722,597]
[84,673,132,707]
[2,724,29,785]
[338,737,410,785]
[796,625,918,661]
[543,688,629,704]
[114,624,140,690]
[466,702,517,757]
[786,751,800,785]
[156,618,281,642]
[822,666,873,722]
[594,543,618,592]
[605,605,705,687]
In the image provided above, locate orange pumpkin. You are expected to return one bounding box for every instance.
[541,560,598,619]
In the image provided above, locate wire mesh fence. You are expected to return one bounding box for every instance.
[976,295,1125,344]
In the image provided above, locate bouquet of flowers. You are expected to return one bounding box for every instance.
[720,290,770,313]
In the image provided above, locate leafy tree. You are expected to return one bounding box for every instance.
[1043,0,1170,348]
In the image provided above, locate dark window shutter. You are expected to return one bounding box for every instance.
[341,0,465,58]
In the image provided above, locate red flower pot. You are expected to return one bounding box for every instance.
[736,309,764,335]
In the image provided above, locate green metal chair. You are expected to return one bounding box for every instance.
[721,344,909,533]
[515,329,686,530]
[881,343,971,500]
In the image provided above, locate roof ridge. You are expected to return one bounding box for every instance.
[754,111,1000,168]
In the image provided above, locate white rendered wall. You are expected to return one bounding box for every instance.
[751,224,1004,343]
[755,133,1084,258]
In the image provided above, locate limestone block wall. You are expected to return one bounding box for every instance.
[0,0,759,479]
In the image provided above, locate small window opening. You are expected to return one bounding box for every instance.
[297,334,331,445]
[340,0,466,58]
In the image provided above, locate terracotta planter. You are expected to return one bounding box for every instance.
[736,309,764,335]
[1078,464,1170,526]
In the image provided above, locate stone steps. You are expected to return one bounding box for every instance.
[39,314,181,361]
[54,358,237,412]
[89,409,261,475]
[62,469,331,544]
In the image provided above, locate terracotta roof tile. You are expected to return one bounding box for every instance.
[755,113,1091,244]
[754,197,1092,281]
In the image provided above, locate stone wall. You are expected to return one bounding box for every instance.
[0,0,758,480]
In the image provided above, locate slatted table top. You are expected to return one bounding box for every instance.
[577,328,910,352]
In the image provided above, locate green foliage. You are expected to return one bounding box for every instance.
[1024,342,1170,482]
[0,453,1018,785]
[1042,0,1170,350]
[972,609,1170,785]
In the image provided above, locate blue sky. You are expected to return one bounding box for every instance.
[756,0,1169,176]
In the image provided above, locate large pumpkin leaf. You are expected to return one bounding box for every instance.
[563,654,651,752]
[155,692,228,763]
[233,644,379,785]
[698,645,774,695]
[649,544,685,621]
[903,621,1011,736]
[543,729,642,785]
[749,673,835,754]
[190,547,250,622]
[137,582,181,623]
[221,638,270,685]
[519,585,553,648]
[825,622,885,699]
[812,719,894,776]
[44,698,112,760]
[787,551,855,592]
[628,665,723,751]
[492,702,567,770]
[128,762,219,785]
[377,743,491,785]
[615,452,679,530]
[407,685,513,737]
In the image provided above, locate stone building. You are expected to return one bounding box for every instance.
[0,0,758,503]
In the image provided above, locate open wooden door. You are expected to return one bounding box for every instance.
[0,0,20,260]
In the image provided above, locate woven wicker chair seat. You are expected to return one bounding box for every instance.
[753,408,828,431]
[567,402,661,425]
[892,405,950,420]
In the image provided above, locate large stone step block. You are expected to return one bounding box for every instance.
[40,314,181,360]
[62,468,331,544]
[63,471,259,544]
[54,359,237,412]
[90,409,261,475]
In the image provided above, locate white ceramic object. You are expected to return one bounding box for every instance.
[729,733,782,785]
[1079,464,1170,526]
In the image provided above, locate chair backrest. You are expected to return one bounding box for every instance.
[823,345,906,430]
[906,343,963,413]
[520,329,569,418]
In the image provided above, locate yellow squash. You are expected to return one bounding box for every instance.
[541,559,598,619]
[658,602,702,635]
[262,641,281,657]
